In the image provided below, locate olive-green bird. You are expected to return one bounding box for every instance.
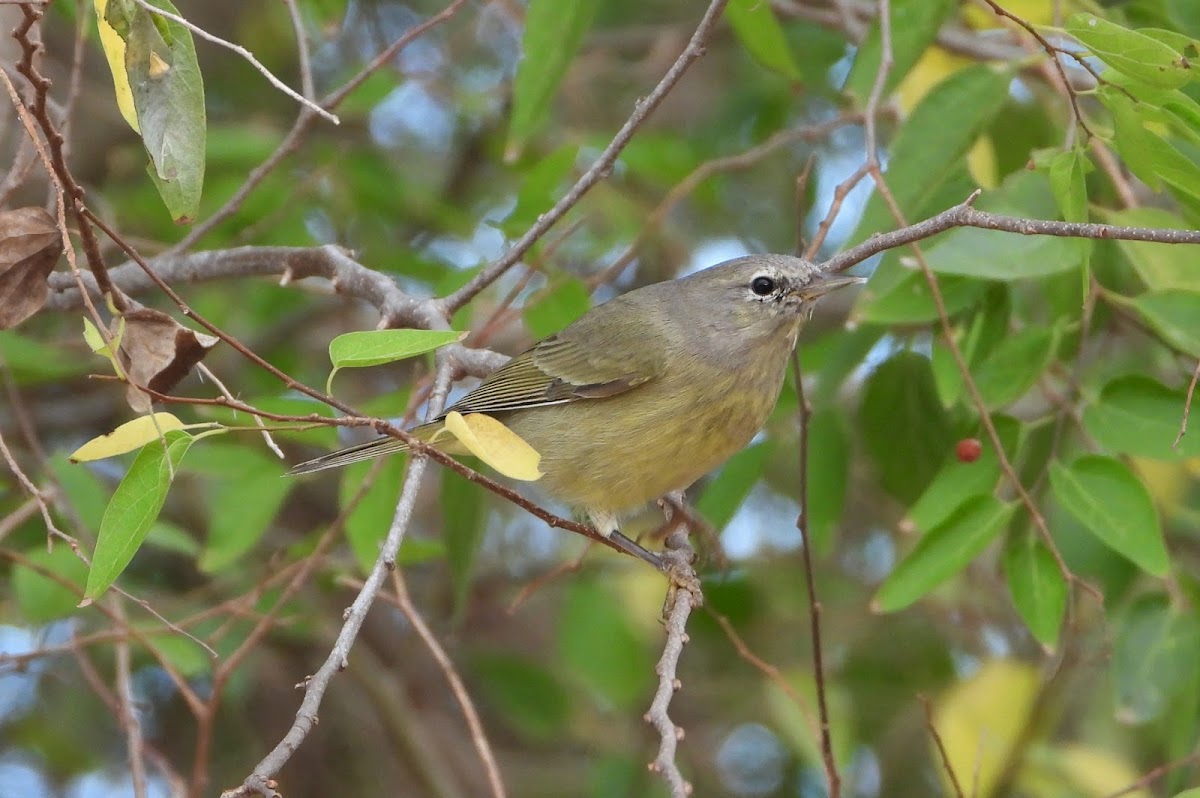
[290,254,861,567]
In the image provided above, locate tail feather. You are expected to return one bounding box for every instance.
[288,436,413,475]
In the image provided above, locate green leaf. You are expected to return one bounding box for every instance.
[0,331,88,383]
[1113,593,1200,723]
[725,0,801,80]
[1103,207,1200,291]
[696,442,770,532]
[1066,13,1192,89]
[806,407,850,554]
[199,469,290,573]
[1049,455,1168,577]
[924,227,1084,281]
[843,0,957,104]
[930,341,963,406]
[442,469,488,618]
[558,578,652,710]
[1003,528,1067,649]
[115,0,207,222]
[810,326,885,405]
[523,277,591,339]
[861,352,954,505]
[972,325,1060,409]
[1043,147,1093,270]
[506,0,598,160]
[327,328,465,392]
[1084,374,1200,460]
[342,456,444,574]
[922,171,1084,281]
[471,651,570,741]
[1102,88,1200,207]
[850,65,1011,245]
[873,497,1015,612]
[87,431,194,599]
[1045,147,1090,224]
[963,284,1012,367]
[145,519,199,556]
[52,455,110,533]
[13,546,89,623]
[151,633,212,678]
[328,329,466,369]
[1104,88,1164,188]
[1124,289,1200,357]
[855,273,987,325]
[1168,0,1200,36]
[908,416,1019,533]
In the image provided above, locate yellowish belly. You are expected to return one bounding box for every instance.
[500,373,781,514]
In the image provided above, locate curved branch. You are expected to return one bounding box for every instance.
[44,244,510,377]
[822,194,1200,275]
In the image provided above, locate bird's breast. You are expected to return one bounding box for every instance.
[501,336,793,514]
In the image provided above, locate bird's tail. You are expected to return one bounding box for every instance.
[288,420,444,475]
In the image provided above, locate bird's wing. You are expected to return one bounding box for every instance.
[445,329,664,416]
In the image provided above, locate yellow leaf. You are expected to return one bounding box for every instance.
[968,135,999,189]
[441,412,543,481]
[896,47,974,113]
[963,0,1059,30]
[1128,458,1185,513]
[933,660,1040,798]
[1054,743,1151,798]
[69,412,186,462]
[94,0,140,132]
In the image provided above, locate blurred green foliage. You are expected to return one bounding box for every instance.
[1,1,1199,797]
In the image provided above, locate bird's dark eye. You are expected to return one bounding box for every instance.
[751,275,777,296]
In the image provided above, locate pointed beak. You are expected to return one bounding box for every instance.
[796,273,866,300]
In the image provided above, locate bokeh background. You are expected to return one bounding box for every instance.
[2,1,1199,797]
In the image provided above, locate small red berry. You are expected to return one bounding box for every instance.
[956,438,983,463]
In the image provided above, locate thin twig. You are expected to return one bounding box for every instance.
[860,184,1093,603]
[1100,748,1200,798]
[167,0,471,254]
[592,114,863,289]
[709,610,819,736]
[112,601,149,798]
[920,695,966,798]
[1174,359,1200,449]
[189,469,367,797]
[977,0,1094,138]
[443,0,733,313]
[196,363,285,459]
[222,365,456,798]
[388,571,507,798]
[125,0,337,123]
[791,352,840,797]
[280,0,315,100]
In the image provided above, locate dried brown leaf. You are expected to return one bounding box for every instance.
[117,307,218,412]
[0,207,63,329]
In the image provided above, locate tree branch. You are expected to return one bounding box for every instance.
[645,528,703,797]
[821,195,1200,275]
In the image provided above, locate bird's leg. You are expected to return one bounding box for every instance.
[658,491,726,571]
[610,532,667,571]
[588,509,666,571]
